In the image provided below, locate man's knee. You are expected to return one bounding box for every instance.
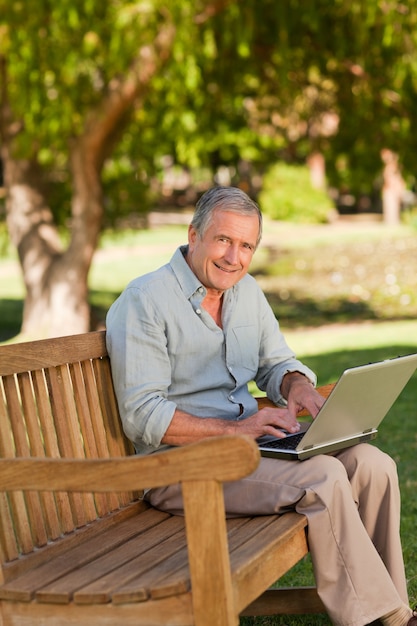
[337,443,399,490]
[303,452,351,487]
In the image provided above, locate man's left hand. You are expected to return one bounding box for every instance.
[281,372,325,420]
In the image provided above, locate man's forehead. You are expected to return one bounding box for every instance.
[210,208,259,234]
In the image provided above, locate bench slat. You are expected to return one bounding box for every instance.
[0,376,34,556]
[91,356,135,507]
[69,360,111,516]
[0,589,195,626]
[12,373,50,548]
[0,492,18,565]
[48,364,97,526]
[0,382,21,562]
[18,372,63,541]
[0,509,170,602]
[31,368,76,538]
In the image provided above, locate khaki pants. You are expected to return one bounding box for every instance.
[147,443,408,626]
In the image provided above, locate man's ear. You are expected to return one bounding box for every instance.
[188,224,197,247]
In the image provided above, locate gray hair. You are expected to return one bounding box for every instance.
[191,186,263,248]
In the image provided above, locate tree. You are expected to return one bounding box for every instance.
[0,1,181,337]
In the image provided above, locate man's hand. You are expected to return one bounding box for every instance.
[236,405,301,439]
[281,372,325,420]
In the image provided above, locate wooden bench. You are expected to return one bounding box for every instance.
[0,330,332,626]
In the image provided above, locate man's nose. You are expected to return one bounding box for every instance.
[224,244,240,265]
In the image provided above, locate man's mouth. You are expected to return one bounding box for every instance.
[214,262,238,273]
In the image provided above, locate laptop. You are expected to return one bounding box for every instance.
[257,353,417,461]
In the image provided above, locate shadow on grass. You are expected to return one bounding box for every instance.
[0,299,24,342]
[266,291,417,328]
[266,291,377,328]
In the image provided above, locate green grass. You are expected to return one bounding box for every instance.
[1,219,417,623]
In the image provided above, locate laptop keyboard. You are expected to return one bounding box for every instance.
[261,431,304,450]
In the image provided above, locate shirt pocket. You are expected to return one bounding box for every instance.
[231,325,260,375]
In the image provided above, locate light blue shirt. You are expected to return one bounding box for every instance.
[106,245,316,455]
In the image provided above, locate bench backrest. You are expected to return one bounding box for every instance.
[0,331,136,570]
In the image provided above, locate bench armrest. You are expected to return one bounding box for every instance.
[0,435,260,624]
[0,434,259,493]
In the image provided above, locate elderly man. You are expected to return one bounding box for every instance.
[106,186,416,626]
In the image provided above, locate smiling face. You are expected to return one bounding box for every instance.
[186,208,259,295]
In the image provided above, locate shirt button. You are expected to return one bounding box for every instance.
[196,308,202,315]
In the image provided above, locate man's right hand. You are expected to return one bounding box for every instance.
[235,406,301,440]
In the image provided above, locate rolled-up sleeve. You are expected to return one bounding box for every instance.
[106,279,177,453]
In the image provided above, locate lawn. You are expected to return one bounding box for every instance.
[1,217,417,623]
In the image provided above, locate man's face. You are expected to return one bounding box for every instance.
[186,209,259,294]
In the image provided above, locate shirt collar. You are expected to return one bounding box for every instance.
[170,245,206,300]
[170,244,243,303]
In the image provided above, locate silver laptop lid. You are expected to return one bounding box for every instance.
[297,353,417,452]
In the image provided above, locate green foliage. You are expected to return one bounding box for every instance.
[2,0,417,226]
[0,222,12,258]
[258,163,334,223]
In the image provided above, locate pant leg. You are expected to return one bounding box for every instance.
[146,443,406,626]
[335,444,408,604]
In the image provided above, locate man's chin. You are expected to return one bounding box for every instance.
[213,278,241,291]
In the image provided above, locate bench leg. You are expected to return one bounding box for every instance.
[182,480,239,626]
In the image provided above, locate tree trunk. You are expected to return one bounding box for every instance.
[380,149,405,225]
[307,152,326,189]
[4,157,93,338]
